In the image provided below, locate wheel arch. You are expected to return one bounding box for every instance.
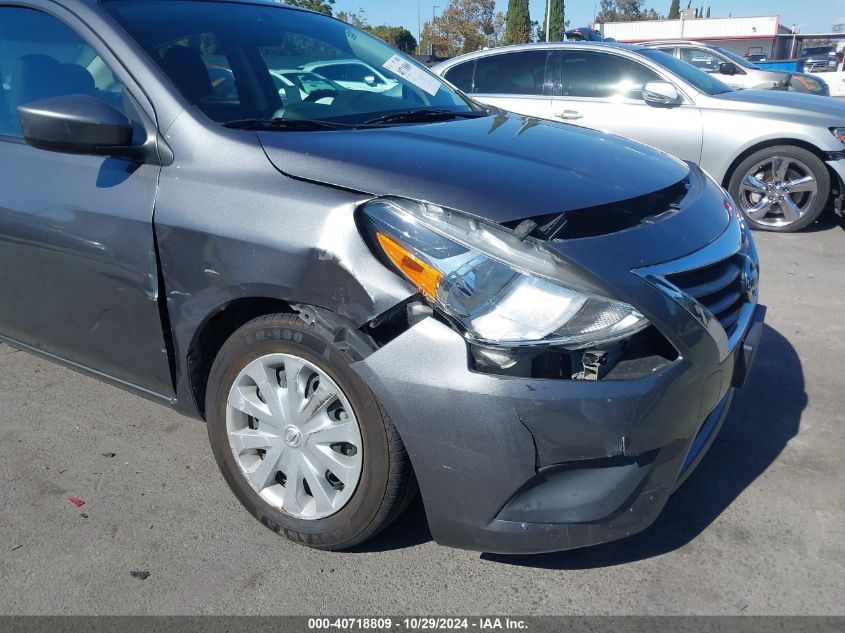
[186,296,295,419]
[183,296,388,420]
[720,138,833,189]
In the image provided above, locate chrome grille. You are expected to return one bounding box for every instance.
[804,60,833,72]
[634,209,759,363]
[665,254,747,339]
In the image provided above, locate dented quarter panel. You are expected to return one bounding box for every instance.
[152,114,415,417]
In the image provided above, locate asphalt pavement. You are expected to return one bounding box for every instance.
[0,215,843,615]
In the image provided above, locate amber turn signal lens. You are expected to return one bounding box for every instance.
[376,232,442,299]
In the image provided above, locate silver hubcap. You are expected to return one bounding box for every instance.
[738,156,818,227]
[225,353,363,520]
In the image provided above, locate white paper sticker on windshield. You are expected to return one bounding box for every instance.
[383,55,440,96]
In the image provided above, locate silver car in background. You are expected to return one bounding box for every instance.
[643,40,830,97]
[433,43,845,232]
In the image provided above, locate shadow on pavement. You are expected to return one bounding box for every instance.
[348,495,433,553]
[802,208,845,233]
[482,324,805,569]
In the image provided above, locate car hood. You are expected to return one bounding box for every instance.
[711,88,845,118]
[257,112,690,224]
[755,69,823,84]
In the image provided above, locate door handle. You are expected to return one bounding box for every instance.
[555,110,583,120]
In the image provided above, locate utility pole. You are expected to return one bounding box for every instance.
[417,0,421,54]
[545,0,552,42]
[790,25,798,59]
[430,5,439,56]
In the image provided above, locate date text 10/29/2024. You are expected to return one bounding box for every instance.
[308,618,529,631]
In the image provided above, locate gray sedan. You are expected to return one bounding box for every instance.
[0,0,765,554]
[433,43,845,232]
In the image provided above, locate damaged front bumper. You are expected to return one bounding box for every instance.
[353,304,765,554]
[351,173,765,554]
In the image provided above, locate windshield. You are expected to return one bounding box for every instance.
[713,46,757,70]
[640,49,733,96]
[106,0,473,127]
[800,47,834,57]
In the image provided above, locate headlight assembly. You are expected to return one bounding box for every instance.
[360,197,649,348]
[832,128,845,145]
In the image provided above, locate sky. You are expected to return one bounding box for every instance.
[332,0,845,44]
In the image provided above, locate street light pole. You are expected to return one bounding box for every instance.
[430,5,439,57]
[545,0,552,42]
[417,0,421,55]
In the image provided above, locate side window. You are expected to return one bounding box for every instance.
[313,64,345,81]
[473,51,551,96]
[343,64,362,81]
[0,7,137,138]
[679,47,722,73]
[657,47,677,56]
[344,63,382,84]
[443,61,475,93]
[562,51,660,100]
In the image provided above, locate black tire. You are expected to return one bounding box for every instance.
[206,312,417,550]
[728,145,830,233]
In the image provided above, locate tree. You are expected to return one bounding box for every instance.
[335,9,366,28]
[503,0,531,45]
[542,0,568,41]
[595,0,662,22]
[706,6,711,18]
[287,0,334,16]
[336,10,418,53]
[668,0,680,19]
[369,26,418,53]
[419,0,497,57]
[492,12,508,45]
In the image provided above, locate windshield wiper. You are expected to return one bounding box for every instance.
[364,108,489,125]
[223,118,354,131]
[224,109,489,131]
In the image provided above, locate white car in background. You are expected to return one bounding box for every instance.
[824,73,845,99]
[206,64,346,106]
[300,59,398,93]
[433,42,845,232]
[270,70,345,104]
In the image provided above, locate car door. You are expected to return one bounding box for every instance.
[550,49,703,164]
[0,6,174,397]
[447,50,556,120]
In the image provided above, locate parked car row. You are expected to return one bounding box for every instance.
[1,0,768,554]
[434,42,845,232]
[642,40,830,96]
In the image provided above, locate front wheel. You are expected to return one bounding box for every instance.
[728,145,830,232]
[206,312,416,550]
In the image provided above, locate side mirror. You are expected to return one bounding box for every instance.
[364,75,377,86]
[719,62,739,76]
[17,94,139,159]
[642,81,683,107]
